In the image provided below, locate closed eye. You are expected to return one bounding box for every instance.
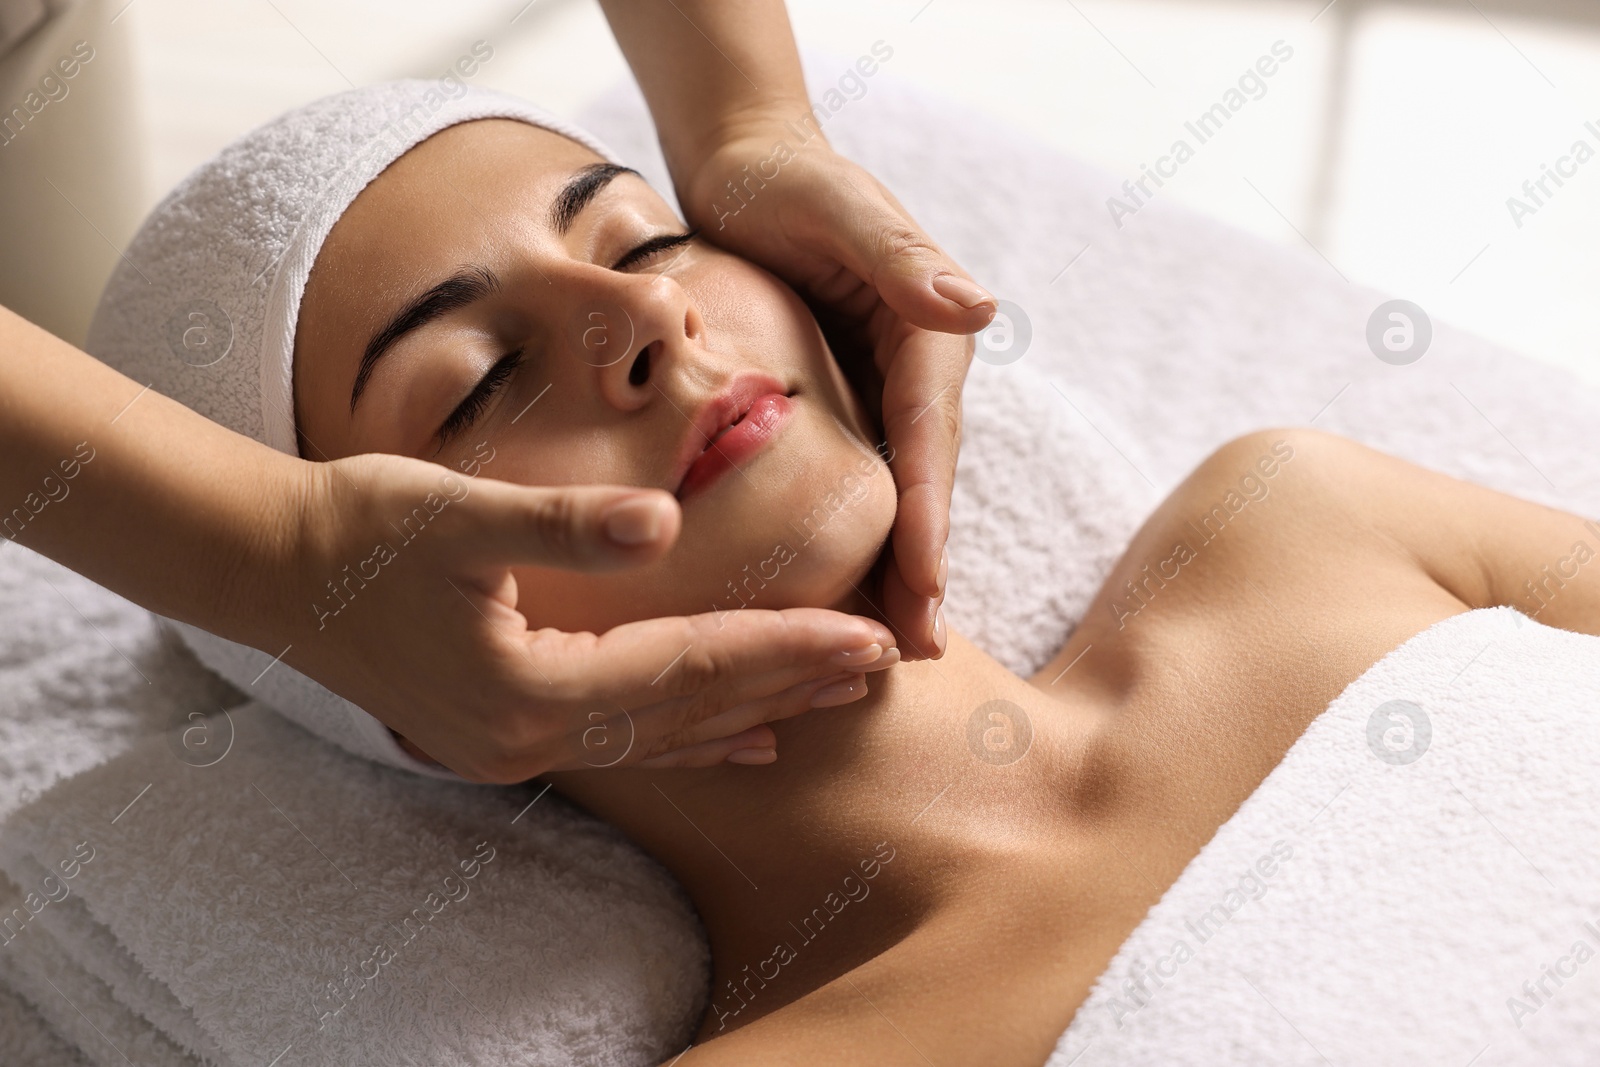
[437,348,522,447]
[432,230,697,450]
[611,229,697,271]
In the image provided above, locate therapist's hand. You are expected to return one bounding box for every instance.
[680,134,992,660]
[257,452,899,783]
[0,302,892,782]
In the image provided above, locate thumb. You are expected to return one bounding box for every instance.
[833,192,998,335]
[446,479,683,573]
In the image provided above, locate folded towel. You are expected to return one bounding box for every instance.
[1048,607,1600,1065]
[0,701,708,1067]
[8,48,1600,1065]
[0,978,90,1067]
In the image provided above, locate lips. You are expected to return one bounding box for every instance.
[673,373,795,500]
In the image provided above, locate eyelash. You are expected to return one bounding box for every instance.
[611,228,698,271]
[438,348,522,443]
[436,229,698,444]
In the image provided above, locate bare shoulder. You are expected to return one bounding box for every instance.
[1171,426,1370,525]
[1030,422,1600,767]
[1185,428,1600,632]
[1030,427,1462,687]
[1016,429,1458,864]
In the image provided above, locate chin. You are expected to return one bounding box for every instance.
[712,453,897,614]
[726,522,890,612]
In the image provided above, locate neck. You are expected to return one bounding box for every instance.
[546,628,1097,1035]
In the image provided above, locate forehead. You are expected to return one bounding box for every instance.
[319,118,608,273]
[297,119,610,362]
[292,120,613,448]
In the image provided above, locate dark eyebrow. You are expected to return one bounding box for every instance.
[348,163,639,413]
[551,163,639,234]
[350,265,500,414]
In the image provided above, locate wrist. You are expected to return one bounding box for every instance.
[211,448,327,655]
[671,101,825,222]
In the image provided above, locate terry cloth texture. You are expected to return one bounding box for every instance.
[3,53,1596,1064]
[0,703,709,1067]
[1047,608,1600,1066]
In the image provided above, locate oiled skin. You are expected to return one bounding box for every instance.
[546,429,1600,1065]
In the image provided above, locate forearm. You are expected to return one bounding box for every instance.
[0,305,301,648]
[596,0,812,191]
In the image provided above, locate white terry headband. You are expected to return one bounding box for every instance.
[88,78,622,455]
[84,79,625,779]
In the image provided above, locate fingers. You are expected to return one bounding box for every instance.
[553,659,888,771]
[825,178,997,336]
[880,561,942,662]
[534,607,889,701]
[878,329,967,600]
[520,609,896,770]
[629,662,877,770]
[636,726,780,770]
[447,480,684,574]
[632,660,886,761]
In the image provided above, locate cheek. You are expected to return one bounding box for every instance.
[678,401,895,610]
[465,418,628,491]
[754,451,897,606]
[690,256,827,374]
[681,249,875,447]
[508,564,674,633]
[507,415,897,632]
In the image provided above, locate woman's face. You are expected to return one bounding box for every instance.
[295,118,896,632]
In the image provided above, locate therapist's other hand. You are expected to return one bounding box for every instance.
[681,134,990,660]
[257,452,898,783]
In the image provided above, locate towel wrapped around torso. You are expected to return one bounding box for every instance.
[1049,606,1600,1066]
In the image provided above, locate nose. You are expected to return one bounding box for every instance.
[568,272,708,413]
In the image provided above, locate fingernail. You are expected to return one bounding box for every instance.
[933,606,947,655]
[603,495,664,546]
[932,273,995,310]
[810,674,869,708]
[860,646,900,672]
[726,748,777,765]
[935,545,949,595]
[830,642,882,667]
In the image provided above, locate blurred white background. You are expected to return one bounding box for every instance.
[2,0,1597,385]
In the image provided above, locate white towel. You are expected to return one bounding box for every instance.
[0,976,90,1067]
[7,50,1600,1064]
[0,702,708,1067]
[1047,607,1600,1066]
